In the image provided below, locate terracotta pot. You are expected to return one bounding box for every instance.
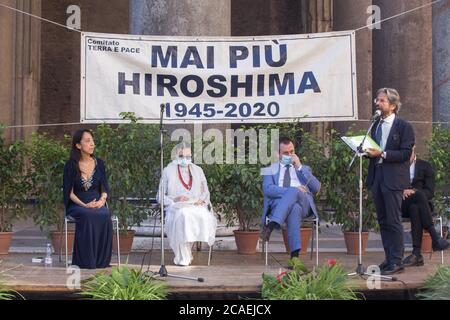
[421,231,432,253]
[0,232,13,255]
[113,230,136,255]
[233,230,259,254]
[344,231,369,255]
[282,228,312,254]
[50,230,75,254]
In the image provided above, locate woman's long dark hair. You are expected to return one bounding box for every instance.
[70,129,94,177]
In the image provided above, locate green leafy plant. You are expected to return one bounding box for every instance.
[27,132,69,231]
[261,257,360,300]
[0,125,30,232]
[0,282,15,300]
[204,162,263,231]
[321,128,378,232]
[94,112,175,233]
[416,265,450,300]
[427,125,450,220]
[80,265,168,300]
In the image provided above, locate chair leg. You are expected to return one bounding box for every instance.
[315,220,319,266]
[114,218,121,266]
[265,240,268,266]
[65,218,68,269]
[208,244,212,266]
[59,219,64,263]
[439,217,444,265]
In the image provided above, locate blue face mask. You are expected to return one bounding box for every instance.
[281,155,292,166]
[178,157,192,167]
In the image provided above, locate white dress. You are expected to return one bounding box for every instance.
[158,160,217,266]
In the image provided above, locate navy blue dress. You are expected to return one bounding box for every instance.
[63,158,112,269]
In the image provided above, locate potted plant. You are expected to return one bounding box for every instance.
[0,125,30,255]
[261,257,361,300]
[427,125,450,236]
[27,132,71,254]
[322,128,378,255]
[80,265,168,300]
[416,265,450,300]
[94,113,174,254]
[205,161,263,254]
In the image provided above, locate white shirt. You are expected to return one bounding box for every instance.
[375,113,395,163]
[278,163,303,187]
[410,158,416,183]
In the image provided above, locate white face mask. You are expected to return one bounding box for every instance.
[178,157,192,167]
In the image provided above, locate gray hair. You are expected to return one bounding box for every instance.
[376,88,402,113]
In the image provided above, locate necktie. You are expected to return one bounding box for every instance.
[283,165,291,188]
[375,120,384,146]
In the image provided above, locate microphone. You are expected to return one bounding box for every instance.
[160,103,165,111]
[372,110,382,121]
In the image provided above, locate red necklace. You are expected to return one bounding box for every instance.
[177,165,193,190]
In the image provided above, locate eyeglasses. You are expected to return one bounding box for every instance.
[374,98,388,104]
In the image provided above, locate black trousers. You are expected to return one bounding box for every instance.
[371,166,404,265]
[402,190,433,256]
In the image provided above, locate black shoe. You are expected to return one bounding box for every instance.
[260,224,273,242]
[432,238,450,251]
[381,263,405,275]
[379,260,389,271]
[402,254,424,267]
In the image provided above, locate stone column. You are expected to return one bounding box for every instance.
[433,0,450,127]
[0,0,15,141]
[305,0,334,144]
[334,0,373,134]
[0,0,41,142]
[373,0,433,155]
[129,0,232,133]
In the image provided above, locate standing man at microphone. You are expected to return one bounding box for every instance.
[365,88,415,275]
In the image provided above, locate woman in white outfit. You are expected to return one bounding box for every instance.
[158,144,217,266]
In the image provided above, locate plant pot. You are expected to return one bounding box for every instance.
[0,232,14,255]
[282,228,312,254]
[344,231,369,255]
[113,230,136,255]
[421,231,432,253]
[233,230,259,254]
[50,230,76,254]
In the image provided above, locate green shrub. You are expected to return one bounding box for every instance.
[27,132,69,231]
[0,125,30,232]
[427,125,450,220]
[261,257,360,300]
[321,128,378,232]
[0,282,15,300]
[80,265,168,300]
[416,266,450,300]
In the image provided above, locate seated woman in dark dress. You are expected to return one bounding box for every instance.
[63,129,112,269]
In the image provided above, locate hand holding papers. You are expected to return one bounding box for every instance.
[341,135,382,155]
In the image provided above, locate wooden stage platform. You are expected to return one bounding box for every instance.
[0,250,448,299]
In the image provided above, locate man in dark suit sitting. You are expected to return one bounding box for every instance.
[401,145,449,267]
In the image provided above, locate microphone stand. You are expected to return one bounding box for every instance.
[147,103,204,282]
[347,115,395,281]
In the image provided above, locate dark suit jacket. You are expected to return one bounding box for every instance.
[411,159,434,200]
[366,116,415,191]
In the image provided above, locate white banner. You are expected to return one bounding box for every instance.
[81,31,357,124]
